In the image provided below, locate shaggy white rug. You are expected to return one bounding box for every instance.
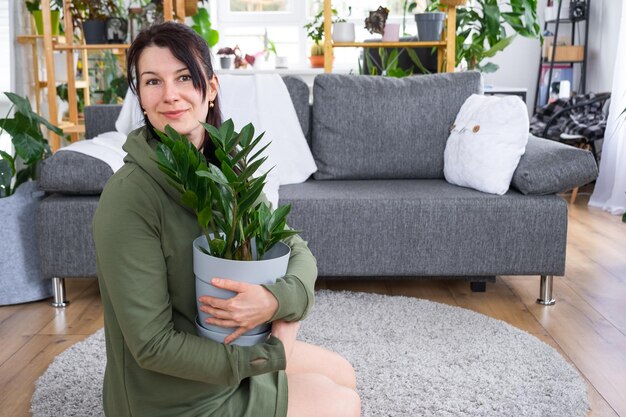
[32,290,589,417]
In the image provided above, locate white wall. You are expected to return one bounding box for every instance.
[483,0,622,113]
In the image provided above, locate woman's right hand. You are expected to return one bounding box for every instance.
[271,320,300,362]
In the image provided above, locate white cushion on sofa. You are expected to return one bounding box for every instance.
[443,94,529,195]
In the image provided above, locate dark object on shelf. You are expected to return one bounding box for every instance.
[364,6,389,35]
[569,0,587,21]
[106,17,127,43]
[82,19,107,44]
[470,282,486,292]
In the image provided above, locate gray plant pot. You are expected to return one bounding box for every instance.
[193,236,291,345]
[220,56,233,70]
[82,20,107,44]
[414,12,446,41]
[0,182,52,305]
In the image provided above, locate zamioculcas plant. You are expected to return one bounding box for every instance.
[154,119,299,261]
[0,92,62,198]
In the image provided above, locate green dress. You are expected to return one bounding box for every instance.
[93,127,317,417]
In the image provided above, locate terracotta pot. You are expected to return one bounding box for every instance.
[309,55,325,68]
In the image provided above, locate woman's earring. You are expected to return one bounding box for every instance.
[209,101,215,109]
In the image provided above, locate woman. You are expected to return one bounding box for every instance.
[93,22,360,417]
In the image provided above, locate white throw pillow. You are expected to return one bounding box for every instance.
[443,94,529,195]
[115,88,144,135]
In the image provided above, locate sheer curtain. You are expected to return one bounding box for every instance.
[588,4,626,215]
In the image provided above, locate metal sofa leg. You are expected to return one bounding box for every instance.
[51,277,70,308]
[536,275,556,306]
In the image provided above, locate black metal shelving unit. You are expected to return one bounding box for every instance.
[533,0,591,112]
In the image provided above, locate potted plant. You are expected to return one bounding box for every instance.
[154,120,299,345]
[413,1,446,42]
[0,92,62,305]
[304,8,340,68]
[25,0,63,36]
[216,47,236,70]
[190,6,219,48]
[332,7,354,43]
[69,0,120,44]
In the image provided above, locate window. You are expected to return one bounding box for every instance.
[213,0,423,70]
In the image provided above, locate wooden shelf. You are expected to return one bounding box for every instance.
[322,0,458,73]
[333,41,447,48]
[30,0,182,150]
[58,122,85,134]
[16,34,61,44]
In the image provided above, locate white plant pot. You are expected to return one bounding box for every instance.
[193,236,291,345]
[0,182,52,305]
[332,22,355,42]
[382,23,400,42]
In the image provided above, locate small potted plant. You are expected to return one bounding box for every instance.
[25,0,63,36]
[154,120,299,345]
[332,7,354,43]
[304,8,341,68]
[0,92,62,305]
[69,0,120,44]
[216,47,236,70]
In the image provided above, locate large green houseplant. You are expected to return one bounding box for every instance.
[154,119,298,345]
[0,92,61,198]
[454,0,541,72]
[0,92,61,305]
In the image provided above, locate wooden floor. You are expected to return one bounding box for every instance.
[1,192,625,417]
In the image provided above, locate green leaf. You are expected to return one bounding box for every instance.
[12,132,46,163]
[482,34,516,58]
[181,190,198,211]
[4,92,33,121]
[197,206,213,230]
[208,237,226,257]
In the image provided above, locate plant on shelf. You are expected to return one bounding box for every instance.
[0,92,62,198]
[25,0,64,36]
[190,6,219,48]
[304,7,340,68]
[69,0,120,44]
[361,47,429,77]
[452,0,541,72]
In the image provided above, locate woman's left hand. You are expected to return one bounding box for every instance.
[198,278,279,344]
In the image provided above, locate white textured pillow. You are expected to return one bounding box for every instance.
[443,94,529,195]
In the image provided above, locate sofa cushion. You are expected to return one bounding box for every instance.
[39,151,113,194]
[279,179,567,276]
[511,135,598,195]
[444,94,529,195]
[311,72,483,180]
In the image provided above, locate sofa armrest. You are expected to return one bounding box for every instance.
[511,135,598,195]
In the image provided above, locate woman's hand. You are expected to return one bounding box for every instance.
[271,320,300,361]
[198,278,279,344]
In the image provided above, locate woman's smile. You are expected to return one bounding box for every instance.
[162,109,188,119]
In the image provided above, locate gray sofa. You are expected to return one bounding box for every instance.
[38,72,598,307]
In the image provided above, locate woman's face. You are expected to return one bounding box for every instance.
[137,45,217,149]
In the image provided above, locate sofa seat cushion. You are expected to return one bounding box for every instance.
[311,72,483,180]
[39,151,114,195]
[279,179,567,277]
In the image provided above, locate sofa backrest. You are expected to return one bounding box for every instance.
[311,72,483,180]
